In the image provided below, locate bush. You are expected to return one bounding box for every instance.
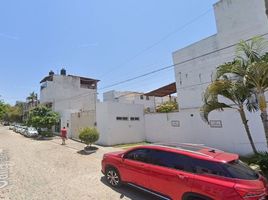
[246,152,268,175]
[156,101,178,113]
[40,131,53,137]
[79,127,99,147]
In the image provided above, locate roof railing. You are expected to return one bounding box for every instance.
[152,142,220,158]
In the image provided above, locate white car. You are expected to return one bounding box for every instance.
[19,126,27,135]
[25,127,38,137]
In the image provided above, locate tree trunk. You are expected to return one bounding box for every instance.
[265,0,268,18]
[261,110,268,147]
[258,92,268,148]
[239,107,258,154]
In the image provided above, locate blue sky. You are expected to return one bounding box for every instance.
[0,0,218,104]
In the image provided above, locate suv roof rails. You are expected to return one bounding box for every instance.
[152,143,214,158]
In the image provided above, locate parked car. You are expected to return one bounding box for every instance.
[16,126,26,134]
[3,121,9,126]
[102,143,268,200]
[25,127,38,137]
[14,125,21,133]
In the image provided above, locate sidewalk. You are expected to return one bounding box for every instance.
[49,136,122,158]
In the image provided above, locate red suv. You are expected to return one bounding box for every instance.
[102,143,268,200]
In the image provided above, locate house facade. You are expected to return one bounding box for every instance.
[39,69,99,138]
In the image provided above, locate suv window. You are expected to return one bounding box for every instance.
[124,149,150,163]
[191,158,227,177]
[149,150,193,172]
[221,160,259,180]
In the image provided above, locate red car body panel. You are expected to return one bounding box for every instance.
[102,145,268,200]
[147,164,194,199]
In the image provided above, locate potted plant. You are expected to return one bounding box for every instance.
[79,127,99,153]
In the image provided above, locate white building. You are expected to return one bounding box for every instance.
[96,102,145,146]
[155,0,268,155]
[103,86,177,112]
[173,0,268,109]
[40,69,99,138]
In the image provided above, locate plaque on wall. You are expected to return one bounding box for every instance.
[209,120,222,128]
[171,120,180,127]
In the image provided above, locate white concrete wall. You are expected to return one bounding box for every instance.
[96,102,145,146]
[145,109,267,155]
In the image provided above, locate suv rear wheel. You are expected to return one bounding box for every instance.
[105,167,122,188]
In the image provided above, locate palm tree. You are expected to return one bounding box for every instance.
[27,92,38,107]
[201,79,258,154]
[217,37,268,147]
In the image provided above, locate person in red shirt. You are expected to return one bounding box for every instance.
[61,127,67,145]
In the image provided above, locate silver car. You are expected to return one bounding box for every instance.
[25,127,38,137]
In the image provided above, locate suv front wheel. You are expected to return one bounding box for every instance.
[105,167,122,188]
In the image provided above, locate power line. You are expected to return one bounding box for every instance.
[99,8,213,79]
[99,32,268,91]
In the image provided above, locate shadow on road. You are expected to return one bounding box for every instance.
[100,176,163,200]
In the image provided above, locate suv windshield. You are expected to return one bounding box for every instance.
[221,160,259,180]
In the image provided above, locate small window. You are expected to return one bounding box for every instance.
[116,117,128,121]
[140,95,144,100]
[116,117,122,120]
[125,149,151,163]
[130,117,140,121]
[146,96,149,100]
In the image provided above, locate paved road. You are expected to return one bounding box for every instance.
[0,126,160,200]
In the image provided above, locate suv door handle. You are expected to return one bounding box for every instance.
[177,174,188,180]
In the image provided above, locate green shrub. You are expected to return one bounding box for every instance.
[40,131,53,137]
[156,101,178,113]
[79,127,99,147]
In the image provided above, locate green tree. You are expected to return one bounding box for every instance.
[0,101,9,121]
[79,127,99,148]
[6,105,23,123]
[201,79,258,154]
[156,101,178,113]
[216,36,268,147]
[27,105,60,131]
[27,92,38,107]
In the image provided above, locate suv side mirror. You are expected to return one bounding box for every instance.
[121,154,125,161]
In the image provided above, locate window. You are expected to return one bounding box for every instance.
[116,117,128,121]
[125,149,151,163]
[140,95,144,100]
[146,96,149,100]
[130,117,140,121]
[149,150,193,172]
[221,160,259,180]
[191,159,227,177]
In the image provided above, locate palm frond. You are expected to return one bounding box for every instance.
[216,60,245,80]
[236,36,267,63]
[200,101,231,123]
